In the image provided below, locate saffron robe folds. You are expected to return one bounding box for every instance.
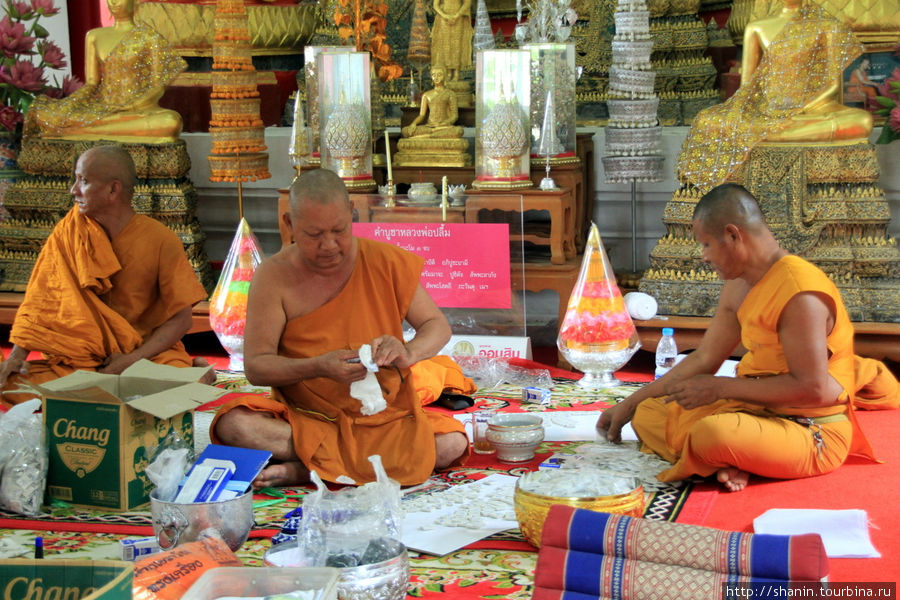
[2,208,207,405]
[634,256,876,482]
[211,238,468,486]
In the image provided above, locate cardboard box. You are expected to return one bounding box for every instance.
[0,559,132,600]
[36,360,225,511]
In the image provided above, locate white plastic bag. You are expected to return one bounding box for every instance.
[0,399,47,516]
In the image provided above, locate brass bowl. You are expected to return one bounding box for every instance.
[513,480,644,548]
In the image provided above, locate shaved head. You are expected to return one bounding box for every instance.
[693,183,767,237]
[289,168,352,215]
[83,145,136,196]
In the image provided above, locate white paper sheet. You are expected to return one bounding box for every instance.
[753,508,880,558]
[400,474,519,555]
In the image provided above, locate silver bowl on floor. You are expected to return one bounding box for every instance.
[266,537,410,600]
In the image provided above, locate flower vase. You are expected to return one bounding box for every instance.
[557,223,640,388]
[0,131,22,221]
[209,218,264,371]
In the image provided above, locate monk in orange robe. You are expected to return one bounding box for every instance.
[211,169,469,487]
[599,183,895,491]
[0,145,209,407]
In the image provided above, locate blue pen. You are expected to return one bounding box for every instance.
[34,537,43,559]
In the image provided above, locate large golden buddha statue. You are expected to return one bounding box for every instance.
[400,67,464,139]
[25,0,185,144]
[677,0,873,191]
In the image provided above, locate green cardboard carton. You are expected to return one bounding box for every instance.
[35,360,225,511]
[0,559,132,600]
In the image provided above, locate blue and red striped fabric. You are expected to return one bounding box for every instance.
[533,505,828,600]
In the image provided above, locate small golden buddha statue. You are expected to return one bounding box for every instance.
[25,0,186,144]
[677,0,873,191]
[400,67,464,139]
[395,67,471,167]
[431,0,474,83]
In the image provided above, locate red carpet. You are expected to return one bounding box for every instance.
[696,408,900,583]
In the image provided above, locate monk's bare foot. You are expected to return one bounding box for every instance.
[192,357,217,385]
[252,461,310,489]
[717,467,750,492]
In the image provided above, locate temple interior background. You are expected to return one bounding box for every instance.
[5,0,899,342]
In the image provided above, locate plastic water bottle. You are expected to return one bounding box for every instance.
[655,328,677,379]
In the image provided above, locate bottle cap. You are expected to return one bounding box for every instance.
[662,327,674,336]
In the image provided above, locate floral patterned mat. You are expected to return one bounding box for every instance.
[0,369,695,599]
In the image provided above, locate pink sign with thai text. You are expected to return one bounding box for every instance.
[353,223,511,309]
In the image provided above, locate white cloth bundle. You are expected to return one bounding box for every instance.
[351,344,386,415]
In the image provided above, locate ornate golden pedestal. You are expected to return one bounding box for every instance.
[640,142,900,322]
[0,138,214,292]
[395,137,471,168]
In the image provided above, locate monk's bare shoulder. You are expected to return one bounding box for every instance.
[719,279,751,313]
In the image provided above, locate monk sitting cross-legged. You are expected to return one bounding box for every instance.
[0,145,212,408]
[211,168,469,488]
[598,183,897,492]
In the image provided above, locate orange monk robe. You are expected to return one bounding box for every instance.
[633,256,876,483]
[210,238,468,486]
[412,354,477,407]
[2,208,207,405]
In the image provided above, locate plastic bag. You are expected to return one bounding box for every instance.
[208,218,264,371]
[145,426,195,502]
[454,355,554,390]
[0,399,47,516]
[296,455,403,568]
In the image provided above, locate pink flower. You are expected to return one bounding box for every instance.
[8,2,33,20]
[0,60,45,92]
[890,106,900,134]
[0,15,35,58]
[37,39,65,69]
[878,68,900,104]
[30,0,58,17]
[0,105,22,132]
[60,74,82,95]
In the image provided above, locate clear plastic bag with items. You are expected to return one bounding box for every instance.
[296,455,403,568]
[454,355,554,390]
[145,427,195,502]
[0,399,47,516]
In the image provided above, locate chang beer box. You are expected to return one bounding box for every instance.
[0,559,132,600]
[35,359,226,511]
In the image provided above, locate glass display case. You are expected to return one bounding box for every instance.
[473,49,532,190]
[317,50,376,191]
[522,43,577,163]
[304,46,349,164]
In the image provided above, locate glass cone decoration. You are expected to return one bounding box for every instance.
[558,223,640,387]
[209,218,264,371]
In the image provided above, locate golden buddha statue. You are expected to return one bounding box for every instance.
[395,67,471,167]
[400,67,464,139]
[431,0,474,82]
[677,0,873,191]
[25,0,186,144]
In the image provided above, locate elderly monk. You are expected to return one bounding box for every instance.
[599,184,897,492]
[0,145,210,407]
[211,169,469,487]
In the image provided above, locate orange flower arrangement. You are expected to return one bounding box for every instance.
[334,0,403,82]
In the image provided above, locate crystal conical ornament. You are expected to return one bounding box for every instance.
[558,223,640,388]
[209,218,264,371]
[473,0,495,50]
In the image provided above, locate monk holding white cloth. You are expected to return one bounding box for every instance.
[211,169,469,488]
